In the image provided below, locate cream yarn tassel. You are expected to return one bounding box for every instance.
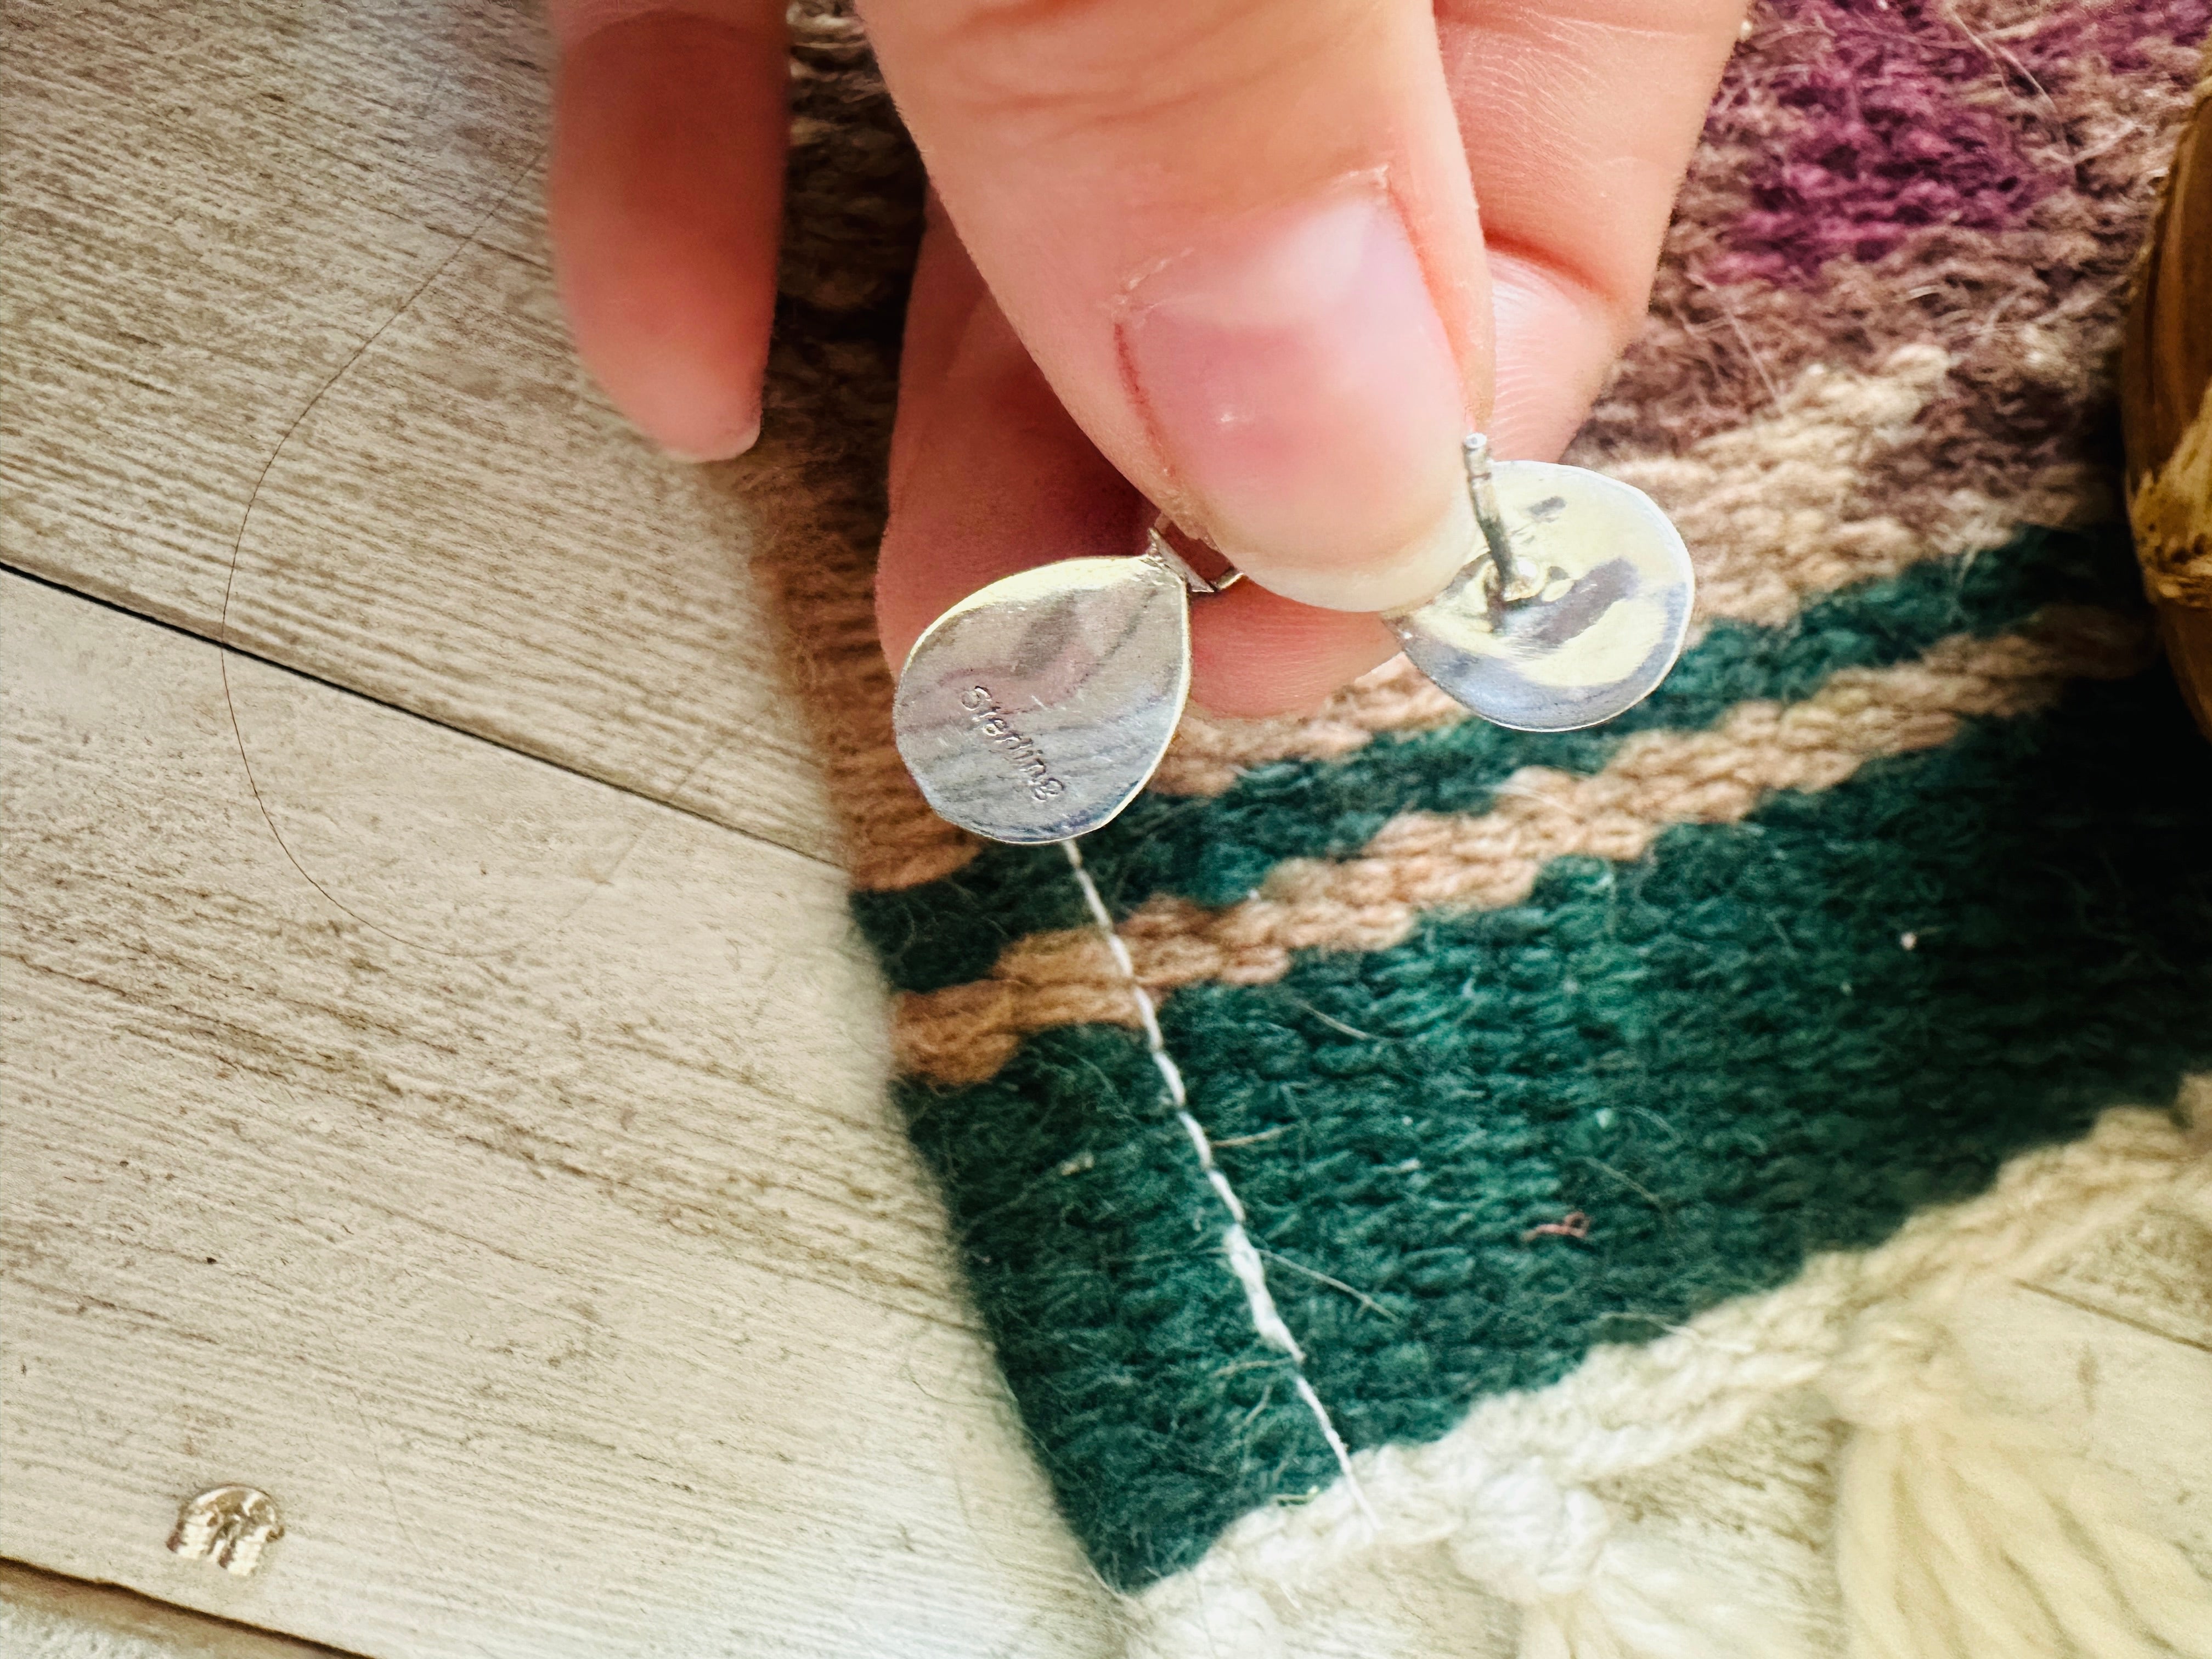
[1443,1466,1810,1659]
[1505,1545,1808,1659]
[1828,1314,2212,1659]
[1130,1462,1812,1659]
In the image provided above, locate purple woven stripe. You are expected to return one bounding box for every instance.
[1711,0,2211,285]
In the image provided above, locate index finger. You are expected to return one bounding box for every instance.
[1440,0,1750,460]
[861,0,1496,615]
[873,0,1752,718]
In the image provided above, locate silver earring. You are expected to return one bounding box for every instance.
[1386,436,1694,734]
[893,438,1694,845]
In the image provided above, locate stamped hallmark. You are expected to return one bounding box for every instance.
[893,555,1192,844]
[960,685,1066,802]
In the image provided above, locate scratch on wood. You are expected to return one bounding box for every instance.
[215,145,553,961]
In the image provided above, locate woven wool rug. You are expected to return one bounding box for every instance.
[739,3,2212,1652]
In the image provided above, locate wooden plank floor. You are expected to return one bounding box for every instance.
[0,573,1114,1657]
[2,0,836,861]
[3,1,2206,1655]
[1,1,1115,1651]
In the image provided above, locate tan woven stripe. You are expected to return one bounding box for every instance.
[1605,346,2097,633]
[763,539,981,890]
[1157,657,1464,795]
[737,10,988,895]
[894,609,2148,1083]
[782,342,2095,870]
[1154,348,2095,795]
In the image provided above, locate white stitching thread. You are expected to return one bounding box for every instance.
[1062,838,1372,1516]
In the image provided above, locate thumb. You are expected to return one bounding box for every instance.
[860,0,1489,614]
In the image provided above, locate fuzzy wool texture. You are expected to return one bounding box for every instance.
[1829,1312,2212,1659]
[1124,1101,2212,1657]
[740,0,2212,1646]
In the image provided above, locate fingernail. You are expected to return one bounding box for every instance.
[1120,188,1475,613]
[662,416,760,464]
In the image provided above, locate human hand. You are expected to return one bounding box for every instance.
[547,0,1746,717]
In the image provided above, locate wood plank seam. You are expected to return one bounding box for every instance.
[0,559,844,883]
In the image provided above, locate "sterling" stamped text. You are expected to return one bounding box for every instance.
[960,685,1067,802]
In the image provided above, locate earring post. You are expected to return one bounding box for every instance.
[1462,435,1531,600]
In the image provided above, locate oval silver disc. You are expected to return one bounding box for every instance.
[1389,461,1695,732]
[894,555,1191,844]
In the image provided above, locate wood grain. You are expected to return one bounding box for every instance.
[0,571,1114,1658]
[2032,1192,2212,1356]
[0,0,838,863]
[1,1561,358,1659]
[1954,1279,2212,1571]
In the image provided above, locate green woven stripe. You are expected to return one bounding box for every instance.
[859,527,2135,991]
[849,839,1078,996]
[896,667,2212,1590]
[899,1027,1335,1589]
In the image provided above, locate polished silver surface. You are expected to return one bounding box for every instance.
[1389,458,1695,732]
[893,554,1192,844]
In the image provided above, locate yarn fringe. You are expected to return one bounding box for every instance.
[1125,1100,2211,1658]
[1495,1534,1813,1659]
[1828,1316,2212,1659]
[1128,1508,1814,1659]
